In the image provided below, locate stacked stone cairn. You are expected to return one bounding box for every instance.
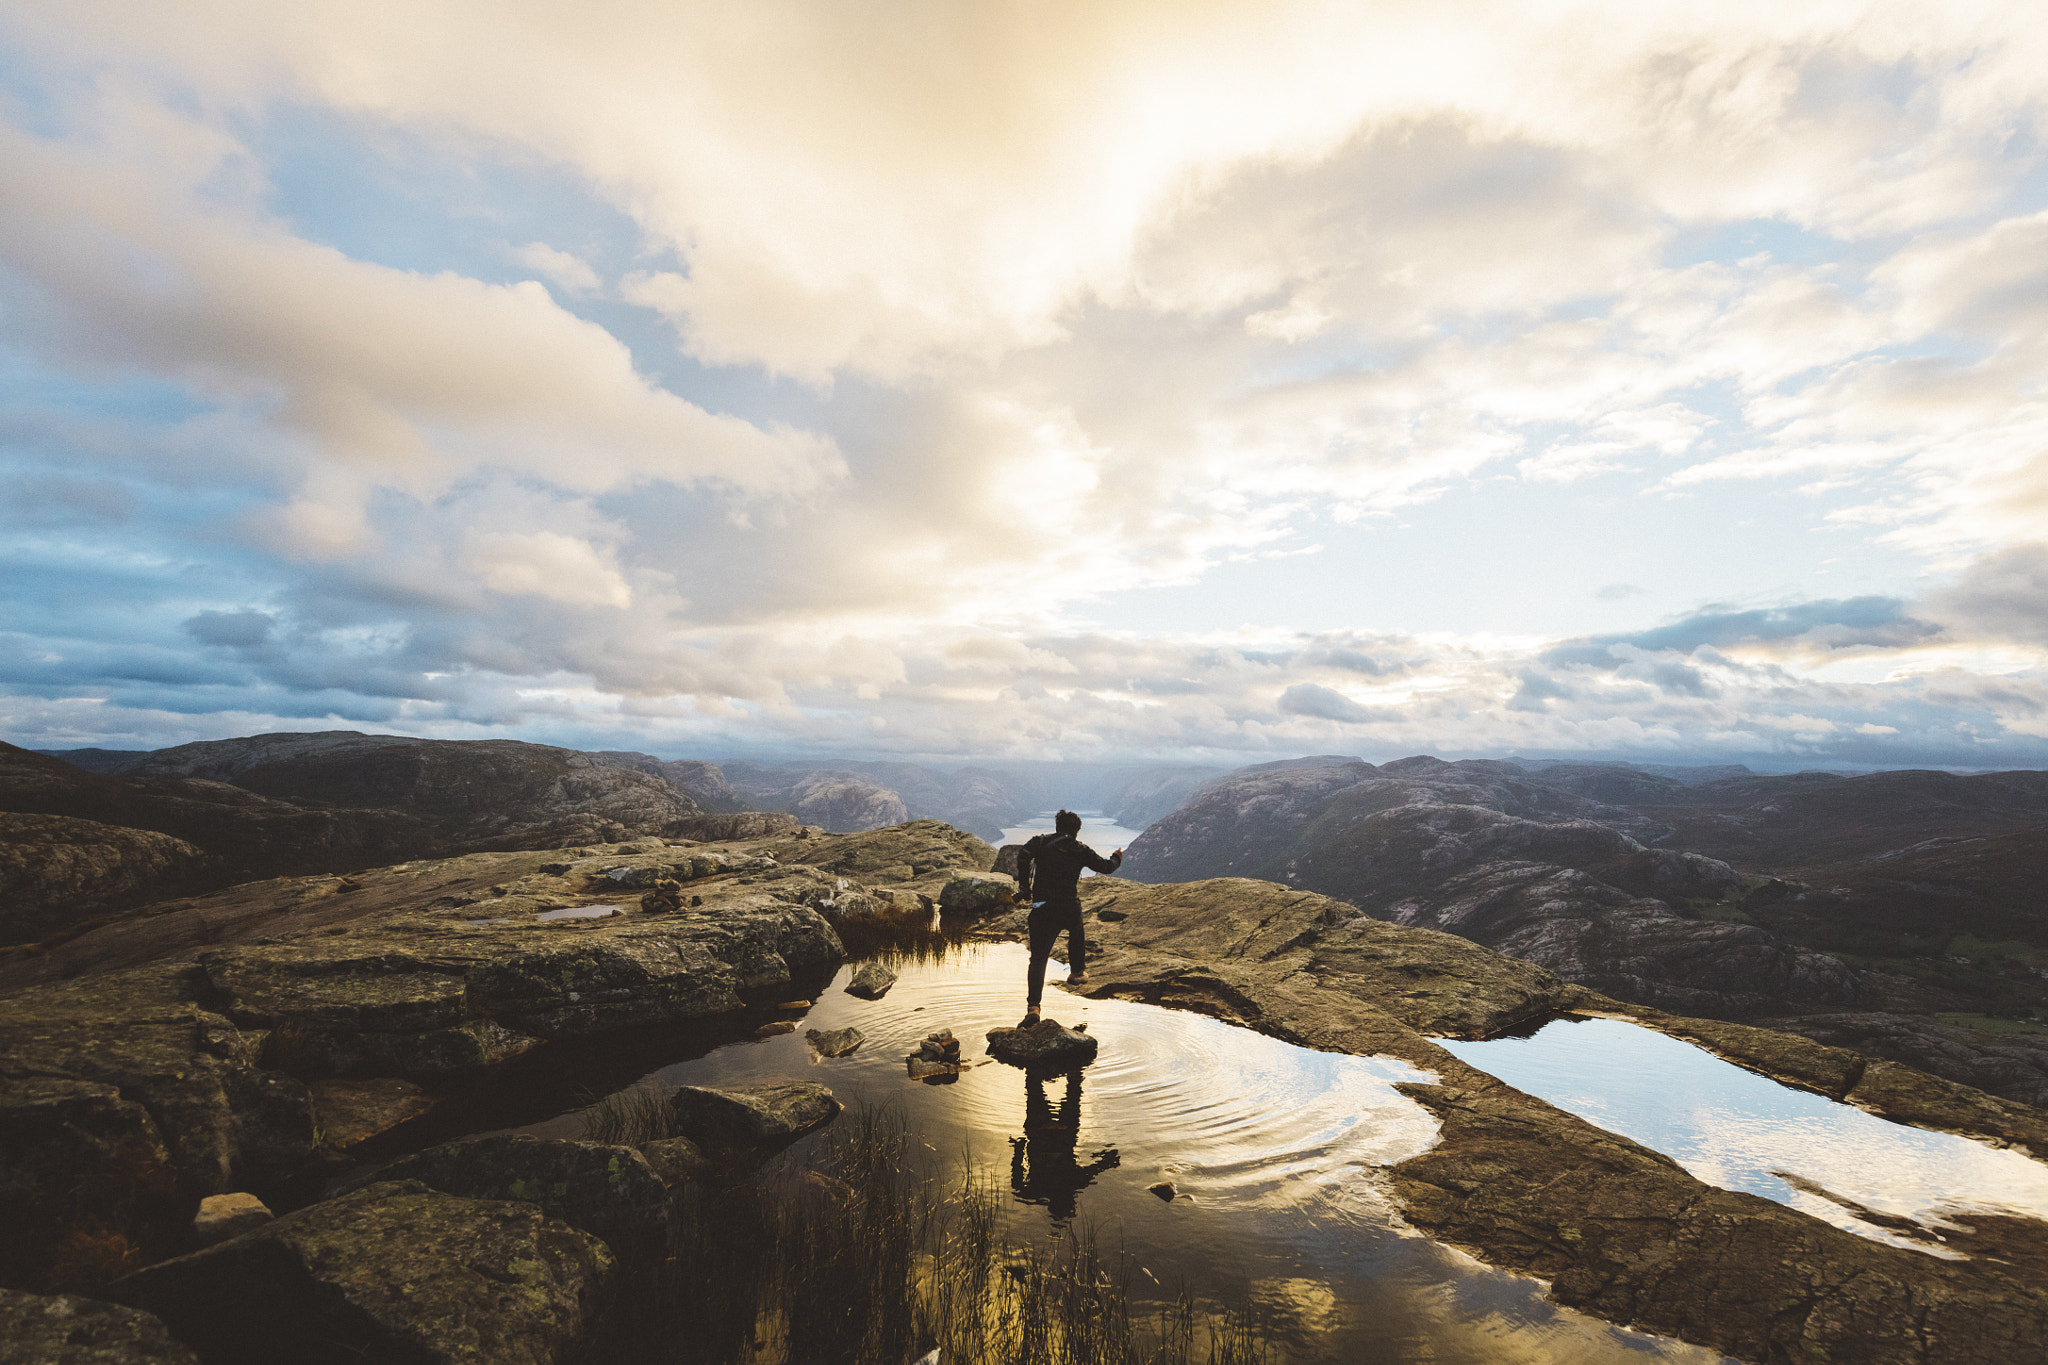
[905,1030,962,1080]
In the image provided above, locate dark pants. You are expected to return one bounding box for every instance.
[1027,899,1087,1006]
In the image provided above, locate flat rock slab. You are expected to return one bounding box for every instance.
[806,1026,864,1057]
[347,1134,667,1253]
[0,1288,198,1364]
[668,1083,841,1153]
[985,1020,1097,1069]
[845,961,896,998]
[308,1076,436,1153]
[109,1180,613,1365]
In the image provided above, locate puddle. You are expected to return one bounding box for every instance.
[536,905,621,921]
[1438,1016,2048,1255]
[491,943,1727,1364]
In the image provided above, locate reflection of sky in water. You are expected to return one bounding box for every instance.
[1440,1018,2048,1254]
[508,946,1730,1363]
[997,810,1144,870]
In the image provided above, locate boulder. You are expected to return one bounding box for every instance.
[0,1288,198,1364]
[191,1193,271,1247]
[667,1083,841,1153]
[806,1027,864,1057]
[638,1137,713,1188]
[845,962,897,998]
[938,873,1018,917]
[344,1134,667,1254]
[985,1020,1097,1069]
[108,1180,613,1365]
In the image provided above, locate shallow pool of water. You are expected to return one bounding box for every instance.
[535,904,621,921]
[1438,1017,2048,1254]
[510,945,1726,1364]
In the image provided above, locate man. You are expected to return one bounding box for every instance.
[1013,810,1122,1029]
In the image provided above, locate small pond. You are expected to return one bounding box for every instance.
[1438,1016,2048,1255]
[492,945,1726,1364]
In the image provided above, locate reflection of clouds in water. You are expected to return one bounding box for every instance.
[1442,1018,2048,1253]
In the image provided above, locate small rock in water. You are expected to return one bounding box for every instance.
[1096,909,1127,922]
[1147,1181,1176,1202]
[775,999,813,1011]
[669,1082,842,1152]
[754,1021,797,1037]
[191,1192,272,1246]
[985,1019,1098,1069]
[806,1026,865,1057]
[846,962,898,999]
[912,1030,961,1063]
[907,1057,961,1082]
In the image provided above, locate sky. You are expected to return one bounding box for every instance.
[4,1,2047,771]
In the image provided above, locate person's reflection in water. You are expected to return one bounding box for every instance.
[1010,1068,1119,1226]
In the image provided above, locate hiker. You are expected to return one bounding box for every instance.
[1014,810,1122,1029]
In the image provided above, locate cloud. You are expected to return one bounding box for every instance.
[1278,682,1384,723]
[510,242,601,294]
[1543,597,1943,667]
[1925,542,2048,647]
[183,610,276,648]
[4,3,2048,772]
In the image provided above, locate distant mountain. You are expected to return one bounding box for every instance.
[1122,753,2048,1105]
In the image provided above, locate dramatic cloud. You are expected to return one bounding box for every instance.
[2,1,2046,769]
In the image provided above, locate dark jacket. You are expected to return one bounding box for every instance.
[1016,831,1121,905]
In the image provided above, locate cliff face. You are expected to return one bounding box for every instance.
[1122,754,2048,1101]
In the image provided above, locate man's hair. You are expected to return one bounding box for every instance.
[1054,809,1081,835]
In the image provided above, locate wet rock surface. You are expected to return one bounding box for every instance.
[306,1077,437,1155]
[667,1082,842,1153]
[0,1287,198,1364]
[109,1179,614,1365]
[1069,873,2048,1364]
[985,1019,1097,1069]
[806,1026,864,1057]
[344,1134,668,1253]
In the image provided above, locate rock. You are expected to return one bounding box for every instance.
[639,877,685,913]
[755,820,995,884]
[806,1027,864,1057]
[754,1021,797,1036]
[0,1287,198,1363]
[776,1000,815,1010]
[637,1137,713,1188]
[938,872,1019,918]
[191,1192,271,1247]
[906,1058,960,1082]
[1074,872,2048,1365]
[344,1135,668,1254]
[845,962,897,998]
[307,1077,436,1153]
[667,1083,841,1153]
[911,1031,961,1063]
[985,1019,1097,1069]
[109,1180,613,1365]
[1146,1181,1176,1201]
[0,812,212,946]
